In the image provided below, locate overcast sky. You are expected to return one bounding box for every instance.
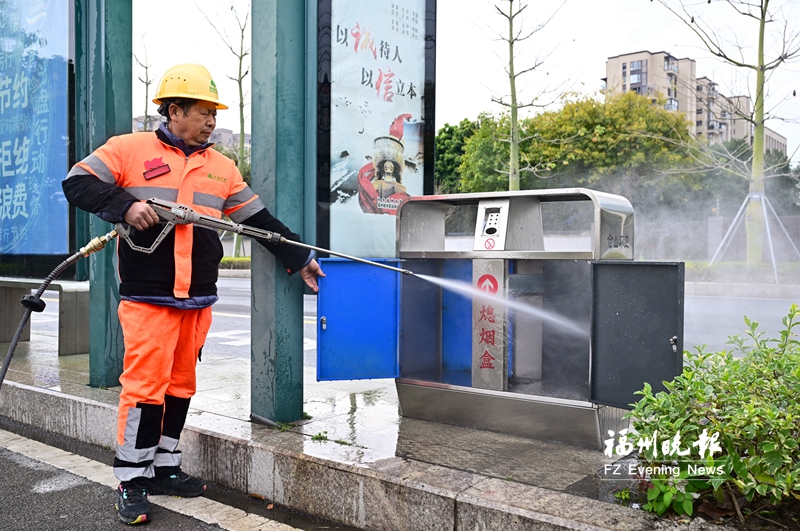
[132,0,799,164]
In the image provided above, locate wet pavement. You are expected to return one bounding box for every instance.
[1,327,616,495]
[0,290,664,530]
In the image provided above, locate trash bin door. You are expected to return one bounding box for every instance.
[590,261,684,409]
[316,258,400,381]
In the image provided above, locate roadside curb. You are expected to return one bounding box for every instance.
[685,282,800,300]
[218,269,251,278]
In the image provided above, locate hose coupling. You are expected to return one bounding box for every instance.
[80,230,119,257]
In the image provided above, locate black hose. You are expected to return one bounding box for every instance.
[0,252,80,389]
[0,308,34,389]
[0,230,117,389]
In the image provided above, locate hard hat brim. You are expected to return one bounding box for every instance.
[153,95,229,110]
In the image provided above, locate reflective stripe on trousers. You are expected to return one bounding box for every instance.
[113,301,212,481]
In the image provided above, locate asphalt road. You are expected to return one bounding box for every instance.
[0,426,355,531]
[208,278,319,366]
[683,294,797,354]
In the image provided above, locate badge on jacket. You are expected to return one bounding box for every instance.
[143,157,171,180]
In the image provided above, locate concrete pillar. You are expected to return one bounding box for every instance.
[250,1,309,422]
[73,0,131,387]
[58,287,90,356]
[0,288,30,343]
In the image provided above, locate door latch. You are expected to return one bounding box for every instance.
[320,316,327,330]
[669,335,678,353]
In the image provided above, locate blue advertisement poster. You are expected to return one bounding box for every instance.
[0,0,69,255]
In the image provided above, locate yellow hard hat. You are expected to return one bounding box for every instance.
[153,63,229,110]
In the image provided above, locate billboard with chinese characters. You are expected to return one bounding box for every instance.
[0,0,69,255]
[323,0,434,258]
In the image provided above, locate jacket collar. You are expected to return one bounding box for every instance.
[156,123,213,157]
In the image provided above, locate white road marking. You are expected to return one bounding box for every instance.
[32,472,90,493]
[207,330,251,346]
[212,311,316,325]
[207,330,316,350]
[0,429,300,531]
[31,317,59,324]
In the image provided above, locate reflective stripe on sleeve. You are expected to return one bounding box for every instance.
[222,187,255,210]
[66,154,116,183]
[227,195,265,222]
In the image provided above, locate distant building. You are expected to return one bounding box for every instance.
[209,127,235,147]
[209,127,252,154]
[130,120,255,155]
[132,114,165,132]
[604,50,787,155]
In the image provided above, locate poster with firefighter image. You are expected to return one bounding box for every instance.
[330,0,426,257]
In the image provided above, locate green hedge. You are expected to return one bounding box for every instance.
[626,305,800,518]
[219,256,251,270]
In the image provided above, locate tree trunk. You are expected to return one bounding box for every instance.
[235,39,246,258]
[507,0,520,191]
[745,0,767,268]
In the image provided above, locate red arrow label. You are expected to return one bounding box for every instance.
[477,274,498,294]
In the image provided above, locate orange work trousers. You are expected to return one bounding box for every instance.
[114,300,212,481]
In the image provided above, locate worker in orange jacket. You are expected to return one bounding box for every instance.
[62,64,324,525]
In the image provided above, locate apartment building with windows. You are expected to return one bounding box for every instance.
[604,50,697,134]
[605,51,787,156]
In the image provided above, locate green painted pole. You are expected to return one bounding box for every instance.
[250,1,308,422]
[304,0,317,245]
[73,0,131,387]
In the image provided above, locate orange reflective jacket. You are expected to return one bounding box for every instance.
[65,130,306,298]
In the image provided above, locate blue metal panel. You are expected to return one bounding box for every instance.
[441,259,472,386]
[317,258,400,380]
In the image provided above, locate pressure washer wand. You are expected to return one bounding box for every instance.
[133,199,415,276]
[274,239,414,276]
[0,230,118,389]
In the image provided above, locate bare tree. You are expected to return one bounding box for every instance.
[654,0,800,266]
[490,0,566,191]
[198,2,251,257]
[133,39,155,132]
[199,2,251,170]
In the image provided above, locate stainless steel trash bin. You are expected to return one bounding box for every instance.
[317,188,683,448]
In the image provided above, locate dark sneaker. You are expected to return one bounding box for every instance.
[139,471,206,498]
[116,481,150,525]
